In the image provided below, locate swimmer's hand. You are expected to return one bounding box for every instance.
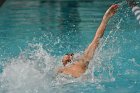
[104,4,119,19]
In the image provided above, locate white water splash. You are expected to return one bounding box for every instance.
[0,39,121,93]
[0,44,59,93]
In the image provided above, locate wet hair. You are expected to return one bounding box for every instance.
[65,53,74,56]
[62,53,74,66]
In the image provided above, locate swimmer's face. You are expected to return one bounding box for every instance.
[62,53,74,66]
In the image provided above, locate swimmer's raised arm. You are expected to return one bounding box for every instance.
[81,4,119,62]
[57,4,119,78]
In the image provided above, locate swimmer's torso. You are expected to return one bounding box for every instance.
[58,61,88,78]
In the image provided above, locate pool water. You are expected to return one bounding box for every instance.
[0,0,140,93]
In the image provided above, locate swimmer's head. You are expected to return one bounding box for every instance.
[62,53,74,66]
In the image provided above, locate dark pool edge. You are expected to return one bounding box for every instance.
[0,0,6,7]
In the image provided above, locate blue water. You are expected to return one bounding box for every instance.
[0,0,140,93]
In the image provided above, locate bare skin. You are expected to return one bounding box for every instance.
[58,4,119,78]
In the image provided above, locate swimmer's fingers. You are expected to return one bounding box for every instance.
[110,4,119,15]
[104,4,119,18]
[112,4,119,12]
[112,4,119,9]
[108,4,118,11]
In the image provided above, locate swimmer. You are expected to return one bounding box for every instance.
[57,4,119,78]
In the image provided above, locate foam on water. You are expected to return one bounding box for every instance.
[0,44,58,93]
